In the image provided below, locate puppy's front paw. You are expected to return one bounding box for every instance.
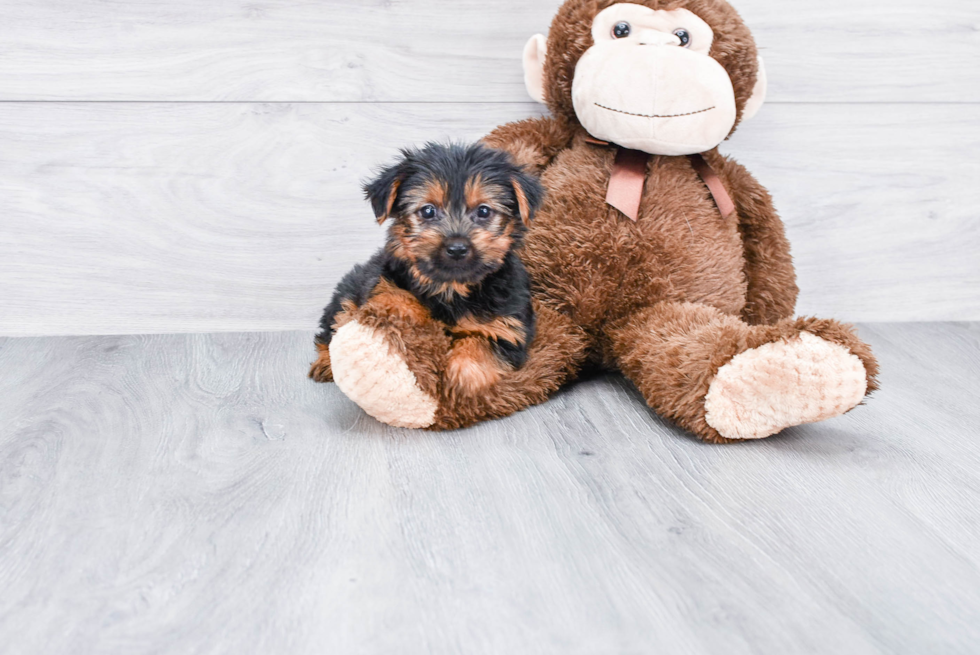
[308,343,333,382]
[329,320,438,428]
[704,332,868,440]
[445,337,511,396]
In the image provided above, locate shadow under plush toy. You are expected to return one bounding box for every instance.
[317,0,878,442]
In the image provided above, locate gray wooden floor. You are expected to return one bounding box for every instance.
[1,322,979,654]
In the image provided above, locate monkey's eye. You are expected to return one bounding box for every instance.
[419,205,437,220]
[612,21,631,39]
[475,205,492,221]
[673,29,691,47]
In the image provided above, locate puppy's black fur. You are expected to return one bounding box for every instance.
[313,143,543,374]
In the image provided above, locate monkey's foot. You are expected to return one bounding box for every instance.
[703,332,868,440]
[329,320,438,429]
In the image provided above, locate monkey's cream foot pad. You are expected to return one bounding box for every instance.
[704,332,868,440]
[329,320,438,428]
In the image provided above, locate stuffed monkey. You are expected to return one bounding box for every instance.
[320,0,878,442]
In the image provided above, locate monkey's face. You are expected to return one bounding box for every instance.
[572,4,735,155]
[522,0,767,156]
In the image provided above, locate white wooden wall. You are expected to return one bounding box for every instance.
[1,0,977,336]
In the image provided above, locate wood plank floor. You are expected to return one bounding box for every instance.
[1,322,979,654]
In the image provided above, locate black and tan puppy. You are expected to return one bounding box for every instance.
[310,142,543,395]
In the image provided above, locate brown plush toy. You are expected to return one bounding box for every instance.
[320,0,879,442]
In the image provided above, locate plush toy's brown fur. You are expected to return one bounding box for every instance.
[322,0,878,442]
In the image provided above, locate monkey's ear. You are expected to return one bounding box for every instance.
[522,34,548,104]
[741,56,768,122]
[511,170,544,227]
[363,160,410,224]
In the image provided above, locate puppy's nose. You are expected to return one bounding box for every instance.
[445,239,470,260]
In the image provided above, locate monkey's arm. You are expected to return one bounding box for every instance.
[712,153,799,325]
[482,115,574,173]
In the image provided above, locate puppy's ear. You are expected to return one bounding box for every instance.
[363,157,412,224]
[510,169,544,227]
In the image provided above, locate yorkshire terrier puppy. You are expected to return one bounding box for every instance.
[310,142,544,395]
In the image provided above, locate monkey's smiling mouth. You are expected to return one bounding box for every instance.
[594,103,716,118]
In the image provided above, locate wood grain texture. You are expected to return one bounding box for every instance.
[1,102,977,336]
[728,103,980,322]
[1,322,979,654]
[0,0,976,102]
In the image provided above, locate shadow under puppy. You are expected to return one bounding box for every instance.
[310,142,543,396]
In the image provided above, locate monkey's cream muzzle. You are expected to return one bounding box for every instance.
[572,39,737,156]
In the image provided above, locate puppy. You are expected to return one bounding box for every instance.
[310,142,544,395]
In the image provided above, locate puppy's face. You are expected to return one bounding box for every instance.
[393,173,518,286]
[365,144,543,291]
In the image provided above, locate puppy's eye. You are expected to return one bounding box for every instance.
[419,205,437,220]
[612,21,631,39]
[673,29,691,47]
[476,205,492,220]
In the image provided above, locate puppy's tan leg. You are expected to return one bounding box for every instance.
[443,314,529,397]
[310,299,359,382]
[445,337,512,397]
[308,343,333,382]
[431,303,591,430]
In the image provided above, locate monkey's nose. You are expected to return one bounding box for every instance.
[445,239,470,260]
[636,30,682,46]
